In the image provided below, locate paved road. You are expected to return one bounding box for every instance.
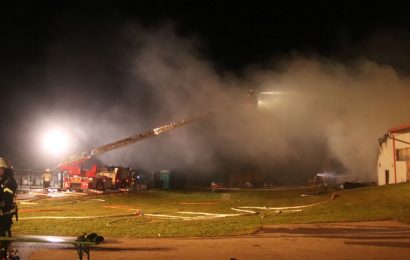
[10,221,410,259]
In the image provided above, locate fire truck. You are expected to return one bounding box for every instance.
[57,112,211,191]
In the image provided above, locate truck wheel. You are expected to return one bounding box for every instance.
[96,181,105,191]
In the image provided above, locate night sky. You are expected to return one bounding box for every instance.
[1,1,409,185]
[2,2,409,72]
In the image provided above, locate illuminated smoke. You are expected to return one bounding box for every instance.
[245,57,410,181]
[11,23,410,185]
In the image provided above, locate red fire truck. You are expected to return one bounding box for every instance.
[57,113,211,191]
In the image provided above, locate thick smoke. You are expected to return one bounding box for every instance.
[12,23,410,185]
[120,26,410,184]
[244,58,410,181]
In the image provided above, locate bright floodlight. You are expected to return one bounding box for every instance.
[42,128,70,155]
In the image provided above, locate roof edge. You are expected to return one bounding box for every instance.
[389,122,410,133]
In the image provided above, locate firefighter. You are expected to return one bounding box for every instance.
[0,157,18,259]
[42,169,52,191]
[245,89,258,108]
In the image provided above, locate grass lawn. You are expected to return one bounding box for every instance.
[13,183,410,238]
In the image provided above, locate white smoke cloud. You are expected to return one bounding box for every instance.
[15,23,410,185]
[119,27,410,182]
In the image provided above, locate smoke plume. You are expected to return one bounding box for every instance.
[10,23,410,185]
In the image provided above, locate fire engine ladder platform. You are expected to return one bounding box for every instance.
[0,236,96,260]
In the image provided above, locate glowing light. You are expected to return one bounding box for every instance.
[259,91,284,95]
[45,236,65,243]
[41,128,70,155]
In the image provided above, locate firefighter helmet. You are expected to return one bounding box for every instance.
[0,157,12,169]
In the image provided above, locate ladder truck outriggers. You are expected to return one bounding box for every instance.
[57,112,211,191]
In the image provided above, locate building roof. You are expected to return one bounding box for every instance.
[389,122,410,134]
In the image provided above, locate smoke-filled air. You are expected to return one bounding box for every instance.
[12,23,410,185]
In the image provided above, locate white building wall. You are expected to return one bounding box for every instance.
[377,132,410,185]
[396,162,407,183]
[377,138,394,185]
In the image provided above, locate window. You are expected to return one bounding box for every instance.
[396,147,410,161]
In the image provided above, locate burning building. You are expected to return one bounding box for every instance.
[377,123,410,185]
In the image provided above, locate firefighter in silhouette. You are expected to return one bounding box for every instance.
[245,89,258,108]
[42,169,52,191]
[0,157,18,259]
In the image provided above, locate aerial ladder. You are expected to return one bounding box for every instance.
[57,112,212,191]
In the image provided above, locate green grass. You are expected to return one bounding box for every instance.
[13,183,410,238]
